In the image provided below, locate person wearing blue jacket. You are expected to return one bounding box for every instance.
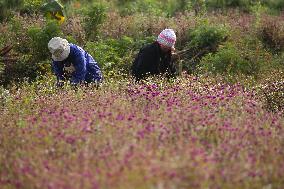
[48,37,103,87]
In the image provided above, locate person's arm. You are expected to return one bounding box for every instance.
[52,61,65,79]
[52,61,65,87]
[70,50,87,85]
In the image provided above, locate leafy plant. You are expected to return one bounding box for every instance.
[117,0,164,16]
[27,20,63,62]
[0,0,23,22]
[257,17,284,53]
[199,42,261,78]
[21,0,44,14]
[83,2,107,40]
[85,36,155,77]
[182,20,229,73]
[187,20,229,50]
[1,55,51,86]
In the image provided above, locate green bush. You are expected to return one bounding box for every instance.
[0,20,61,86]
[117,0,164,16]
[83,2,107,40]
[0,0,23,22]
[0,55,51,86]
[85,36,155,77]
[205,0,284,12]
[187,21,229,50]
[206,0,256,12]
[181,21,229,73]
[27,20,63,62]
[85,36,134,75]
[21,0,43,14]
[262,0,284,12]
[199,42,261,78]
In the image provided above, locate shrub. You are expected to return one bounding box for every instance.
[199,42,261,78]
[85,36,155,77]
[257,17,284,53]
[27,20,63,62]
[0,19,60,86]
[21,0,43,14]
[0,0,23,22]
[187,20,229,50]
[0,55,51,86]
[206,0,257,12]
[82,3,107,40]
[181,20,229,73]
[262,0,284,12]
[117,0,164,16]
[85,36,134,76]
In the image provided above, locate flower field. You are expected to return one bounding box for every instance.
[1,77,283,189]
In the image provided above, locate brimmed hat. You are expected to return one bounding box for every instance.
[48,37,70,61]
[157,29,176,48]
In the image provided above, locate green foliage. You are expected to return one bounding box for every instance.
[22,0,44,14]
[0,0,23,22]
[1,55,51,86]
[117,0,164,16]
[205,0,284,13]
[85,36,134,76]
[0,20,61,86]
[85,36,155,77]
[181,21,229,73]
[206,0,256,12]
[83,2,107,40]
[187,20,229,49]
[262,0,284,12]
[190,0,206,15]
[27,20,63,62]
[199,42,261,78]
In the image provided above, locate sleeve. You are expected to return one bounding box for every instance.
[52,60,65,81]
[70,50,87,84]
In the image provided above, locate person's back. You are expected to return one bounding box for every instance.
[131,29,177,81]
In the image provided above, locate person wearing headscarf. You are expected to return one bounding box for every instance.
[131,29,177,81]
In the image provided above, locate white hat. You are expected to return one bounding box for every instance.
[157,29,176,48]
[48,37,70,61]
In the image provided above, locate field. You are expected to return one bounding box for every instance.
[0,0,284,188]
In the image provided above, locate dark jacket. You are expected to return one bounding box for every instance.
[131,41,176,80]
[52,44,102,84]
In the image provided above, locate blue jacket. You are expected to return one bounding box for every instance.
[52,44,102,84]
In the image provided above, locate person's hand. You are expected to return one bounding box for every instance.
[171,48,179,62]
[171,47,176,53]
